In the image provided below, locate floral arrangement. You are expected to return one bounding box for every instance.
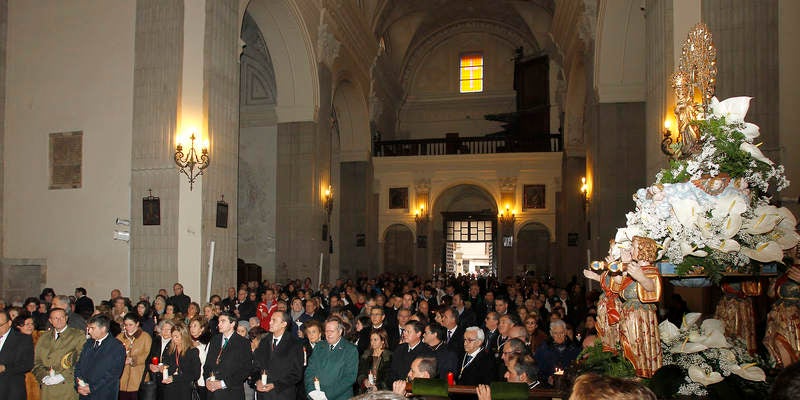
[654,313,769,398]
[610,97,799,282]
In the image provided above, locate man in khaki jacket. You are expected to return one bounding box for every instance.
[32,308,86,400]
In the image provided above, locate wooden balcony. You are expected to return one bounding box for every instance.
[373,133,562,157]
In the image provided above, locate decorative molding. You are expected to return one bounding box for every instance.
[401,19,538,91]
[499,177,517,193]
[317,10,341,69]
[415,178,431,194]
[578,0,597,50]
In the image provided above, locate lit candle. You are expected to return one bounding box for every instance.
[162,365,169,381]
[77,378,87,387]
[261,371,268,385]
[314,377,321,391]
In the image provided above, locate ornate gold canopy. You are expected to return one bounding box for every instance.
[662,23,718,160]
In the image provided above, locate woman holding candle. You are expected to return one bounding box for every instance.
[356,329,392,393]
[189,317,212,400]
[117,312,153,400]
[159,322,201,399]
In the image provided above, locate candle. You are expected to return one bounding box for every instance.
[209,372,216,382]
[313,377,321,391]
[77,378,87,387]
[151,357,159,365]
[368,370,375,385]
[447,372,454,386]
[49,368,55,378]
[261,371,267,385]
[161,365,169,381]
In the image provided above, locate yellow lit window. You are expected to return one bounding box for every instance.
[459,53,483,93]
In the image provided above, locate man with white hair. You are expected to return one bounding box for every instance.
[534,319,580,385]
[456,326,494,386]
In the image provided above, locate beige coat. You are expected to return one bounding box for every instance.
[117,329,153,392]
[32,327,86,400]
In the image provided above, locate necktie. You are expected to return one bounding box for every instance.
[55,331,60,341]
[447,330,453,342]
[272,338,278,351]
[465,354,473,365]
[330,344,335,351]
[93,340,100,350]
[223,337,229,348]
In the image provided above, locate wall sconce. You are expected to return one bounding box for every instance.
[323,185,334,219]
[580,177,590,206]
[174,132,209,191]
[414,204,429,223]
[113,218,130,242]
[660,119,679,158]
[498,205,515,224]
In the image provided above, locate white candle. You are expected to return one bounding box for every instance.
[261,372,267,385]
[77,378,87,387]
[161,365,169,380]
[314,377,321,391]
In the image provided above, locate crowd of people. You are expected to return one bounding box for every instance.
[0,272,798,400]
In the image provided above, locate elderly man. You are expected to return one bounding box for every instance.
[304,317,358,400]
[33,308,86,400]
[389,321,431,382]
[74,314,126,399]
[441,307,464,356]
[534,319,580,386]
[167,282,191,315]
[254,311,304,400]
[457,326,494,386]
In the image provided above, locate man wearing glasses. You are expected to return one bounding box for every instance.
[457,326,494,386]
[422,322,458,379]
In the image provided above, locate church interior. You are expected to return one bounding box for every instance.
[0,0,798,307]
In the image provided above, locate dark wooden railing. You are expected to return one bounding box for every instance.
[373,134,562,157]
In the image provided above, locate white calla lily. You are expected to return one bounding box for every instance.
[671,197,701,228]
[741,122,760,141]
[710,96,752,123]
[701,319,725,334]
[740,142,774,166]
[682,313,702,330]
[773,226,800,250]
[679,241,708,257]
[741,241,784,263]
[721,214,743,239]
[712,193,747,219]
[746,206,782,234]
[614,228,634,244]
[730,364,766,382]
[777,207,798,231]
[688,366,724,386]
[671,341,708,354]
[659,320,681,343]
[708,238,740,253]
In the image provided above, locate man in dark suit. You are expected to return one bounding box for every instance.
[388,321,432,382]
[167,282,191,315]
[482,311,500,358]
[0,310,34,400]
[452,294,477,329]
[423,322,458,379]
[254,311,304,399]
[204,312,253,400]
[74,314,126,399]
[441,308,465,356]
[74,287,95,320]
[457,326,494,386]
[360,307,397,354]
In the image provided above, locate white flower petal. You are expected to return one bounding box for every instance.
[688,366,724,386]
[774,227,800,250]
[712,193,748,219]
[671,341,708,354]
[683,313,702,330]
[741,122,760,141]
[740,142,774,166]
[711,96,752,123]
[659,320,681,343]
[730,364,766,382]
[708,238,741,253]
[741,242,784,263]
[746,206,782,234]
[672,198,700,228]
[721,214,743,239]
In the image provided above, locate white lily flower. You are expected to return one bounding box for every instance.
[746,206,782,234]
[701,319,725,334]
[679,241,708,257]
[710,96,752,123]
[730,364,766,382]
[712,193,747,219]
[707,238,740,253]
[682,313,702,330]
[777,207,798,231]
[773,226,800,250]
[688,366,724,386]
[659,320,681,343]
[740,142,774,166]
[741,241,784,263]
[672,198,700,228]
[721,214,743,239]
[741,122,760,141]
[614,228,634,244]
[671,341,707,354]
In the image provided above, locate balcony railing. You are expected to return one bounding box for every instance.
[373,134,562,157]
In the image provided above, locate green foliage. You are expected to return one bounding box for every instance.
[576,341,636,379]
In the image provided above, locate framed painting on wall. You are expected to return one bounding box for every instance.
[523,184,546,210]
[389,187,409,209]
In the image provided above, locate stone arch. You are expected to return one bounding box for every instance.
[515,222,551,275]
[332,80,371,161]
[401,19,538,92]
[383,223,415,274]
[244,0,319,123]
[594,0,646,103]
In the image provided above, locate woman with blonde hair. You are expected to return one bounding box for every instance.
[158,322,201,399]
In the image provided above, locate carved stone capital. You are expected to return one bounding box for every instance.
[415,178,431,194]
[499,177,517,193]
[317,16,341,69]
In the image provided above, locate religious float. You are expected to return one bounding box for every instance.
[580,23,800,398]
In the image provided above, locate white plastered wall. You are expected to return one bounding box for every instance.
[4,1,135,297]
